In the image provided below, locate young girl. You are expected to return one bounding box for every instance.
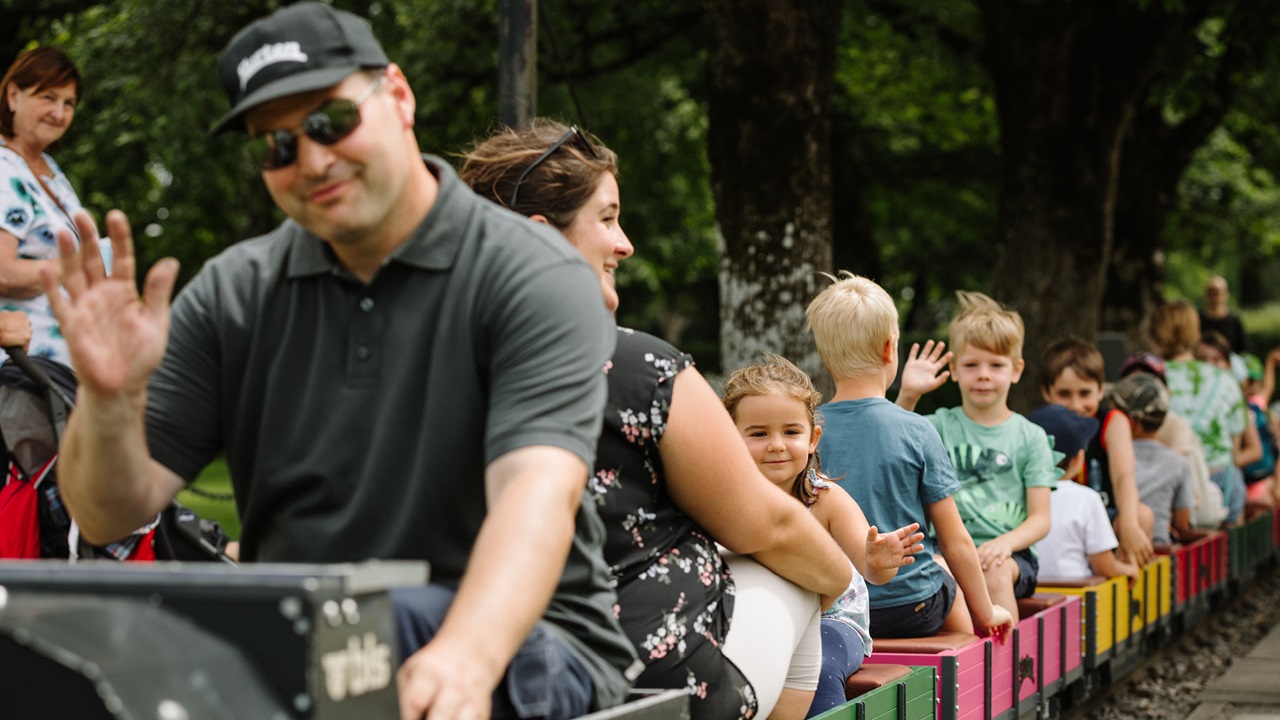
[724,355,926,718]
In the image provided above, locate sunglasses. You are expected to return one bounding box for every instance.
[508,125,599,207]
[244,75,385,171]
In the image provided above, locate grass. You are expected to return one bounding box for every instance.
[177,456,240,540]
[1242,302,1280,354]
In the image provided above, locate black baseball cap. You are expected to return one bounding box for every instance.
[212,2,388,136]
[1027,403,1099,468]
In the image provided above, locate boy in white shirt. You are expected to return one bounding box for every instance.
[1028,404,1139,581]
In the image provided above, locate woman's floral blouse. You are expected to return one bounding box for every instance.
[590,327,756,719]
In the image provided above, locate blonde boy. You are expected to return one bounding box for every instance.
[808,273,1013,639]
[897,292,1056,621]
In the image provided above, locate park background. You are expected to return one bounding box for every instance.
[9,0,1280,534]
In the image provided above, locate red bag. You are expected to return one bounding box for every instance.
[0,459,54,559]
[126,528,157,562]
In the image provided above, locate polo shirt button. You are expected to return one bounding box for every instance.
[356,345,372,360]
[359,297,375,312]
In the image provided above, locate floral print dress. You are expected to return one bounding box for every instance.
[590,327,756,720]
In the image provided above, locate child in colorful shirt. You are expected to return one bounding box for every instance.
[1149,300,1250,524]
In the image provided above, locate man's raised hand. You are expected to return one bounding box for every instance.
[43,209,179,397]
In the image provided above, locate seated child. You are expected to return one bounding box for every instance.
[1110,373,1207,545]
[723,354,926,719]
[1238,353,1278,508]
[807,273,1014,641]
[1119,352,1227,529]
[1039,337,1155,564]
[897,292,1056,621]
[1026,404,1139,581]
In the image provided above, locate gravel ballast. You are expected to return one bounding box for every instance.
[1071,566,1280,719]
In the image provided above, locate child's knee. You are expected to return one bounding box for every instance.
[983,558,1019,589]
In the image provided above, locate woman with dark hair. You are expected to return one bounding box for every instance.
[0,46,96,365]
[462,121,856,719]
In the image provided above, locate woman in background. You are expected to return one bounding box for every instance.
[0,46,98,366]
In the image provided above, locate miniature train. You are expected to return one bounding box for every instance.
[799,507,1279,720]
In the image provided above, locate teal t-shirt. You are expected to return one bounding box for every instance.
[817,398,960,610]
[926,407,1059,550]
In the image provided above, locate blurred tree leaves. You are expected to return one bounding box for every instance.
[14,0,720,358]
[833,1,998,334]
[7,0,1280,379]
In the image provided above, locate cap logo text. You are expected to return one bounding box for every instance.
[238,42,309,90]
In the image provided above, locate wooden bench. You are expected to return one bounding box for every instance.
[845,662,912,699]
[870,632,985,720]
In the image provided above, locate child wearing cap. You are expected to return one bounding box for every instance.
[1110,374,1207,545]
[1119,352,1227,528]
[1027,404,1139,581]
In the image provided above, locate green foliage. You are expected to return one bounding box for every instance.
[179,456,239,541]
[1166,125,1280,299]
[12,0,1280,378]
[1241,303,1280,349]
[51,0,279,288]
[31,0,724,360]
[835,1,999,331]
[532,0,719,362]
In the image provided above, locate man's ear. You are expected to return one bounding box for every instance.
[529,214,551,225]
[385,64,416,127]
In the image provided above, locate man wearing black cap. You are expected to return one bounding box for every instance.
[44,3,640,718]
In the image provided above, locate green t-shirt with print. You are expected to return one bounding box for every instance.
[927,407,1059,550]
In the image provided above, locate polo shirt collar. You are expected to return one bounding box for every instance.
[285,154,472,279]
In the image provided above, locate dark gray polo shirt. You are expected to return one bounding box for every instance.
[146,156,637,705]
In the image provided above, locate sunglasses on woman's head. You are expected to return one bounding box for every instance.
[508,125,599,207]
[243,75,385,171]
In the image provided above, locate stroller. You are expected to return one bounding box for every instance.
[0,348,232,562]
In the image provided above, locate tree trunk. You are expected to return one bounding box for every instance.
[978,0,1208,411]
[1104,103,1225,349]
[707,0,841,382]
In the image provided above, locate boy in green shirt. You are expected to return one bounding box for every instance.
[898,292,1057,621]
